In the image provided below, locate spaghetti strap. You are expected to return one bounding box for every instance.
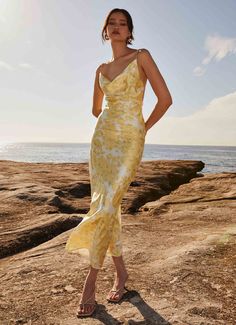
[136,49,142,64]
[136,48,143,58]
[137,49,142,56]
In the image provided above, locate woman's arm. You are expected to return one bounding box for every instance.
[140,49,173,133]
[92,64,104,118]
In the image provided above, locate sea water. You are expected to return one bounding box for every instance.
[0,142,235,174]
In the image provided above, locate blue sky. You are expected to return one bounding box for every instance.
[0,0,235,145]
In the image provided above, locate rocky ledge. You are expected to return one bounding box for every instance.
[0,159,235,325]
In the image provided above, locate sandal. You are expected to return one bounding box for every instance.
[106,285,129,303]
[76,289,97,318]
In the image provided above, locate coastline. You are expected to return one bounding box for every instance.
[0,142,235,174]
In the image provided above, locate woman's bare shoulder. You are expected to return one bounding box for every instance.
[96,63,106,75]
[138,48,156,66]
[138,48,150,52]
[138,48,152,57]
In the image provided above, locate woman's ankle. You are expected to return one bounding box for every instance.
[116,270,128,281]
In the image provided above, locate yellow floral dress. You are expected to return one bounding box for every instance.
[65,49,146,269]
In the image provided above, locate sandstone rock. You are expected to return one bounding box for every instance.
[0,160,235,324]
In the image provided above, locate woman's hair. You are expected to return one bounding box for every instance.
[101,8,134,45]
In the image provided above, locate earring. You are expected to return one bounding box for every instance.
[105,33,109,40]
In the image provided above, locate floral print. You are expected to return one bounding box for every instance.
[65,50,146,269]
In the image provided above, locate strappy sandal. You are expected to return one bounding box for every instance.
[106,285,129,303]
[76,290,97,318]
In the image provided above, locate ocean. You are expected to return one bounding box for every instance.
[0,142,235,174]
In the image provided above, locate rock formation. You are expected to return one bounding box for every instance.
[0,159,235,324]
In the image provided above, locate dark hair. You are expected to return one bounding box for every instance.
[101,8,134,45]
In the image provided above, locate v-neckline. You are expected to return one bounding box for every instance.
[100,50,139,84]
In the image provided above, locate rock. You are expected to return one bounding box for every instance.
[48,195,62,207]
[64,284,77,293]
[0,159,203,258]
[0,160,235,324]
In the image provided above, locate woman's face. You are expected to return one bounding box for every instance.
[106,12,130,43]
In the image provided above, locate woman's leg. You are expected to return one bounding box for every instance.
[78,266,99,314]
[107,254,129,300]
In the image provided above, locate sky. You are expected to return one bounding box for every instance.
[0,0,235,146]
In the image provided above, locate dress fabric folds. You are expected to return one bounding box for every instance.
[65,49,146,269]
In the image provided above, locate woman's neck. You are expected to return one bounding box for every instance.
[110,43,133,61]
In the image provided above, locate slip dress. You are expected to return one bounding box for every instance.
[65,49,146,269]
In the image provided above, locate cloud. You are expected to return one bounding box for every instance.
[194,34,236,76]
[18,63,33,69]
[147,90,236,146]
[0,60,14,71]
[0,60,33,71]
[193,66,206,77]
[203,34,236,63]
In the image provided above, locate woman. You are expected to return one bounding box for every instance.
[65,8,172,317]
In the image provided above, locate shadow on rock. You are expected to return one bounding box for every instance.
[90,289,171,325]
